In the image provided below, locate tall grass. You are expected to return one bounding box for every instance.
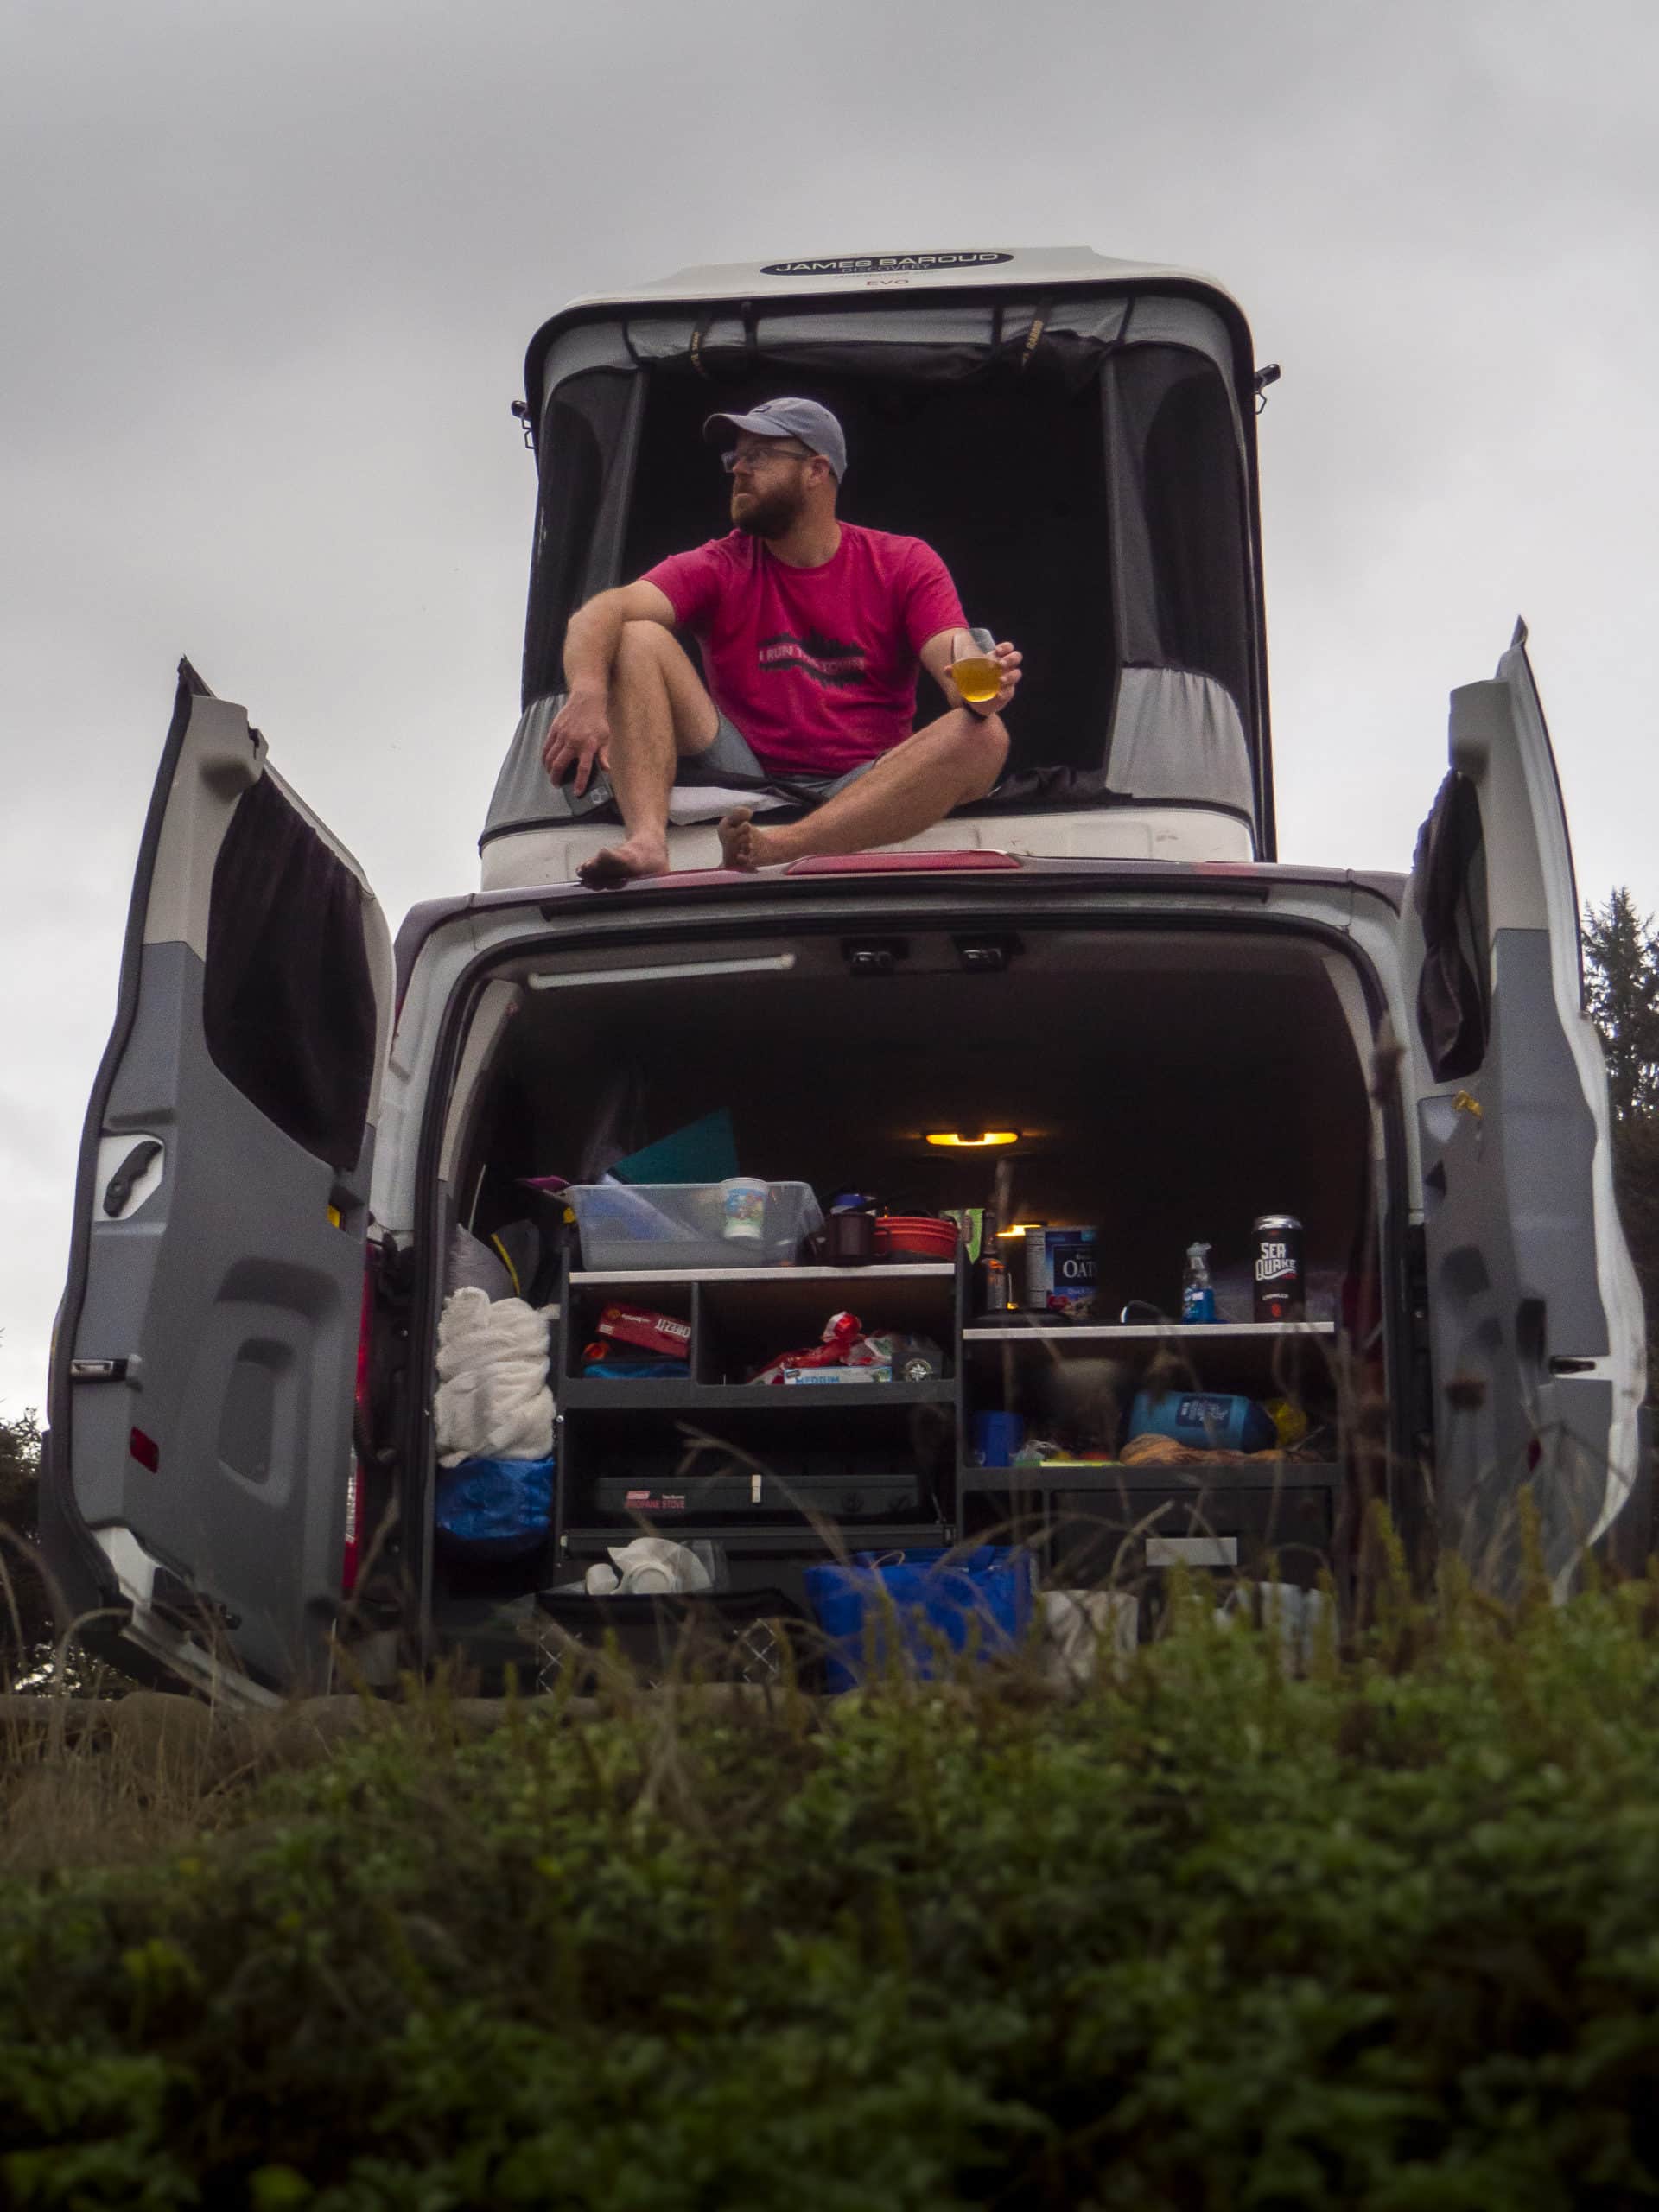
[4,1551,1659,2208]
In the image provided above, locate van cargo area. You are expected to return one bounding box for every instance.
[421,918,1388,1677]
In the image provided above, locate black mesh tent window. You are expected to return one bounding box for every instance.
[519,369,642,710]
[605,365,1117,779]
[1104,344,1253,709]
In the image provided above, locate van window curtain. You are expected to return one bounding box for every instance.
[203,774,377,1171]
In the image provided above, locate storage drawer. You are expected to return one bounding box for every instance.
[1046,1478,1337,1586]
[588,1469,931,1523]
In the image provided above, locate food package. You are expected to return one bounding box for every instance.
[752,1310,864,1385]
[594,1300,693,1362]
[1119,1433,1318,1467]
[581,1344,691,1380]
[751,1314,944,1387]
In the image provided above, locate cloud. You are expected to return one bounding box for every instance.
[3,0,1657,1405]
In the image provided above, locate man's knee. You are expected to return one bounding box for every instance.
[614,620,673,677]
[952,710,1009,800]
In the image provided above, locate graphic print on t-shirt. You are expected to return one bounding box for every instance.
[756,630,868,690]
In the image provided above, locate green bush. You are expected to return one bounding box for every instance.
[0,1410,49,1685]
[5,1572,1659,2208]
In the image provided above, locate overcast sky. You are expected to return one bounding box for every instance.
[3,0,1656,1412]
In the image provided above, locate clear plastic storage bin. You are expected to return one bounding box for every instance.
[568,1181,825,1271]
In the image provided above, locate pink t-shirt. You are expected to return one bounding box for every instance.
[644,524,966,773]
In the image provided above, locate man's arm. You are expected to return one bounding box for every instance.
[543,580,679,793]
[562,579,677,695]
[918,628,1024,717]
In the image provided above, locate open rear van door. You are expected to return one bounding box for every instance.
[1403,624,1647,1592]
[41,664,394,1700]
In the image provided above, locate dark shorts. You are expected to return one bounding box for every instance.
[679,711,879,804]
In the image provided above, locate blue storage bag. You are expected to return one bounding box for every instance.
[1126,1389,1277,1453]
[803,1546,1034,1692]
[434,1456,554,1559]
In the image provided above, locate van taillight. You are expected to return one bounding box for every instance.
[343,1258,374,1597]
[342,1464,362,1596]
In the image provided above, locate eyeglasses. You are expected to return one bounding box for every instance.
[721,443,813,474]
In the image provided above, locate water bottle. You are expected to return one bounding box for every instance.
[1180,1243,1217,1324]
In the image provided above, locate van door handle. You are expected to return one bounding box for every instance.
[102,1139,162,1218]
[69,1358,131,1382]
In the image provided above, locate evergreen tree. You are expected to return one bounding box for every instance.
[0,1404,45,1683]
[0,1405,41,1517]
[1583,888,1659,1122]
[1585,891,1659,1404]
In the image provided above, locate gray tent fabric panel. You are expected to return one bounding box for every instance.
[754,306,1003,347]
[740,301,1134,358]
[1120,294,1236,363]
[542,321,639,386]
[1122,297,1243,412]
[537,296,1144,405]
[481,671,1255,848]
[625,315,711,361]
[483,699,584,841]
[1105,668,1254,817]
[1040,296,1132,347]
[1101,342,1254,711]
[482,696,797,849]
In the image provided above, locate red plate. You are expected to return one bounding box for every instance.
[874,1216,959,1261]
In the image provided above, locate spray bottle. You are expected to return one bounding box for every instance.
[1180,1242,1217,1324]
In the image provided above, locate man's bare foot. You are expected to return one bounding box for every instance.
[717,807,785,872]
[577,836,670,889]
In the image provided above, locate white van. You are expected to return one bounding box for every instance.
[41,247,1650,1706]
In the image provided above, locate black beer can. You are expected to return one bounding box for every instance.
[1252,1214,1305,1322]
[976,1247,1014,1317]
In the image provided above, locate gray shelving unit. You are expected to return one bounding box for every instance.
[958,1312,1348,1586]
[552,1255,963,1567]
[544,1246,1350,1594]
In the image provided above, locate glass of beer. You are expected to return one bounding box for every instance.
[950,626,1002,706]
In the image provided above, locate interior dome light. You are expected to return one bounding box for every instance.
[925,1130,1020,1148]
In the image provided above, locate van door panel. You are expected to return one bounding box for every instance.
[1406,629,1645,1589]
[44,664,393,1695]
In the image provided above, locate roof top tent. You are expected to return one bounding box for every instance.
[482,247,1274,885]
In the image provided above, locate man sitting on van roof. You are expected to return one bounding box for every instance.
[541,397,1021,887]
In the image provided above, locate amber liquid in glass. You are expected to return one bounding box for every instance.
[950,655,1001,703]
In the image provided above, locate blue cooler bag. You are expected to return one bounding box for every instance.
[434,1456,554,1560]
[804,1547,1034,1692]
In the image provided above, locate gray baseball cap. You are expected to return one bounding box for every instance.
[702,397,847,480]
